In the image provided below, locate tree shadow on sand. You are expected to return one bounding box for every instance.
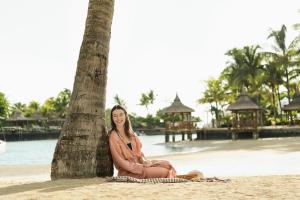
[0,178,107,196]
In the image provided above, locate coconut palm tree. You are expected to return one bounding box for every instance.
[198,77,228,127]
[0,92,9,119]
[113,94,127,108]
[53,89,71,118]
[261,61,284,117]
[25,101,40,117]
[222,48,249,91]
[11,102,27,116]
[41,97,56,118]
[139,90,155,110]
[222,45,264,100]
[51,0,115,179]
[265,25,300,103]
[293,10,300,32]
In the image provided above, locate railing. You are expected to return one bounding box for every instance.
[165,121,196,130]
[232,119,255,127]
[0,126,62,133]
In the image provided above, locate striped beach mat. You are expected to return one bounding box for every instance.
[107,176,189,183]
[107,176,230,183]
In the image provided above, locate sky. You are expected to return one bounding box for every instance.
[0,0,300,125]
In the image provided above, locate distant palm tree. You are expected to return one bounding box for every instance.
[293,10,300,32]
[0,92,10,119]
[53,89,71,118]
[198,78,227,127]
[25,101,40,117]
[148,90,155,104]
[261,62,284,116]
[113,94,127,108]
[222,45,264,100]
[40,97,56,118]
[294,23,300,31]
[51,0,115,179]
[11,102,27,115]
[139,90,155,110]
[264,25,300,103]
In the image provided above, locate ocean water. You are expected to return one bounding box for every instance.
[0,134,201,165]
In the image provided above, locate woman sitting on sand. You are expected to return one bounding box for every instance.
[108,105,177,179]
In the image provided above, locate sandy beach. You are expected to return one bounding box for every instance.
[0,175,299,200]
[1,137,300,199]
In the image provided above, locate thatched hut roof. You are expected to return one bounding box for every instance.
[161,94,194,114]
[227,93,263,111]
[282,93,300,111]
[6,110,29,121]
[7,110,48,122]
[30,111,47,121]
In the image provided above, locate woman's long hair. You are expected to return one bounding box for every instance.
[110,105,132,138]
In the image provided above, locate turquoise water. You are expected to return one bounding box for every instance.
[0,134,200,165]
[0,140,57,165]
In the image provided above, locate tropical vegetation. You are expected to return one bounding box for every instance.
[199,24,300,127]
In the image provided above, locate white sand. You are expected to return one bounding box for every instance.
[0,176,299,200]
[0,137,300,199]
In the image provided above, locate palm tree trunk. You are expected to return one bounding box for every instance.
[215,102,219,127]
[285,68,291,103]
[276,86,282,117]
[51,0,115,179]
[271,85,277,118]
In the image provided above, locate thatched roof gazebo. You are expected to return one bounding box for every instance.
[161,95,194,114]
[29,111,48,121]
[160,94,195,131]
[282,93,300,125]
[28,111,48,128]
[7,110,28,120]
[227,93,264,140]
[6,110,31,127]
[160,94,196,142]
[6,110,48,128]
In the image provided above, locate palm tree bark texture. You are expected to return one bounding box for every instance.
[51,0,115,179]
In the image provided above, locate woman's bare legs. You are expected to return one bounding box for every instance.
[144,167,169,178]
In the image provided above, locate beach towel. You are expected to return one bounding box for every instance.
[107,176,230,183]
[107,176,188,183]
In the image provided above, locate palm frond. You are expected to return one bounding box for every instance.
[267,25,287,52]
[293,23,300,30]
[288,35,300,49]
[260,51,280,60]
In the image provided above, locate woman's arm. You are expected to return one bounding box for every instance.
[133,134,152,167]
[139,152,152,167]
[109,133,145,175]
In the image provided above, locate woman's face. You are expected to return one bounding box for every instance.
[112,109,126,128]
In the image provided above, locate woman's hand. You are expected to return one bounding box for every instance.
[151,160,173,170]
[143,160,152,168]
